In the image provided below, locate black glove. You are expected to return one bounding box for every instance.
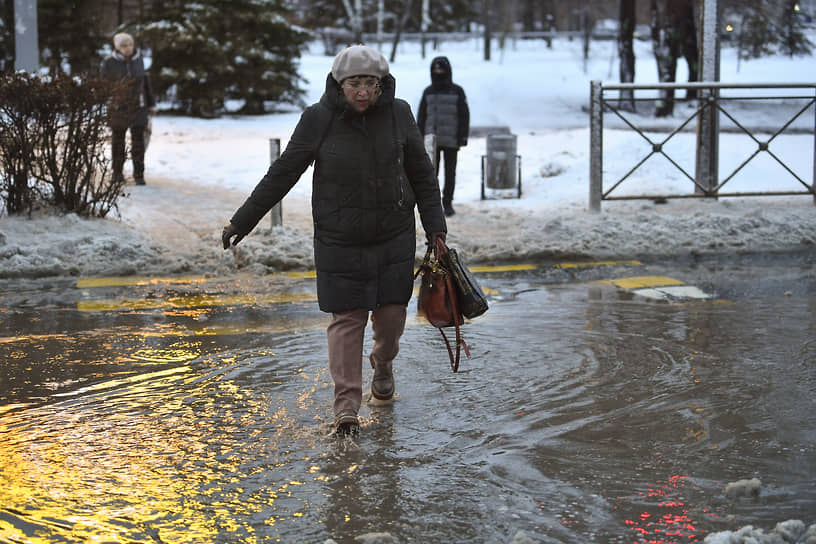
[221,223,246,249]
[459,138,468,147]
[427,232,446,245]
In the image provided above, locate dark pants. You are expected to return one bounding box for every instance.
[435,146,458,208]
[112,124,145,179]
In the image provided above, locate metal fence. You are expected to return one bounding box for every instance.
[589,81,816,211]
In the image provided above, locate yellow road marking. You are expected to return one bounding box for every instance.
[555,260,642,269]
[597,276,685,289]
[468,264,538,273]
[78,292,317,311]
[74,261,638,312]
[284,270,317,279]
[76,275,209,288]
[76,260,643,289]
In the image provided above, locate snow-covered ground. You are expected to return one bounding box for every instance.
[1,36,814,280]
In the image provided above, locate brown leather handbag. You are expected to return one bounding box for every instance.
[416,237,471,372]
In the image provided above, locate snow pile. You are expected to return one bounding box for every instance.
[2,190,813,279]
[704,520,816,543]
[724,477,762,499]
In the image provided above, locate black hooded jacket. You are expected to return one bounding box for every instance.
[417,56,470,149]
[230,72,447,313]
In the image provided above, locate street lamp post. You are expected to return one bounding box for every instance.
[14,0,39,72]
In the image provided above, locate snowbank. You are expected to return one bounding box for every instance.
[2,181,814,279]
[704,520,816,544]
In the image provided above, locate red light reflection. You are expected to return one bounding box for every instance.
[612,475,720,543]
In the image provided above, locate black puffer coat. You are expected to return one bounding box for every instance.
[417,56,469,149]
[230,72,447,313]
[100,50,154,128]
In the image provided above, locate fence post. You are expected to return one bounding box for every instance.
[269,138,282,226]
[589,80,603,212]
[695,0,720,196]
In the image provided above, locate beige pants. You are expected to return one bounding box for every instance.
[327,304,407,415]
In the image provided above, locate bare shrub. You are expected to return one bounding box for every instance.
[0,72,130,217]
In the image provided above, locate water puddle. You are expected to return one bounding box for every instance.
[1,261,815,542]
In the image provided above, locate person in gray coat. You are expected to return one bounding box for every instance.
[417,56,470,217]
[100,32,155,185]
[221,45,447,436]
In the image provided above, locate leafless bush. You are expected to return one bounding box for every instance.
[0,72,130,217]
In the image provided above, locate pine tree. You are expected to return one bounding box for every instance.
[141,0,309,116]
[778,0,813,56]
[0,0,13,73]
[38,0,107,75]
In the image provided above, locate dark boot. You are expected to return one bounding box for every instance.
[370,355,395,401]
[334,409,360,436]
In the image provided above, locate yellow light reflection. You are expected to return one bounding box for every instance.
[78,292,317,312]
[0,405,223,542]
[131,342,202,363]
[76,275,209,288]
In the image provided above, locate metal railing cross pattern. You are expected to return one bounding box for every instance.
[589,81,816,211]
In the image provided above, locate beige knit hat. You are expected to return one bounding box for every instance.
[331,45,389,83]
[113,33,134,49]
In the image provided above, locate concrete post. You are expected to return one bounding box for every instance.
[695,0,720,196]
[14,0,39,73]
[589,80,603,211]
[269,139,282,226]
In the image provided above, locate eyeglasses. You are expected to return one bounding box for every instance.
[343,78,380,92]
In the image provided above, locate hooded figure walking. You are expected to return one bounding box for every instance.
[221,45,447,436]
[100,32,155,185]
[417,56,470,217]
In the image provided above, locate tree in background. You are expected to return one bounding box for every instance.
[723,0,812,59]
[140,0,310,116]
[38,0,107,75]
[618,0,636,111]
[650,0,697,117]
[0,0,12,73]
[778,0,813,56]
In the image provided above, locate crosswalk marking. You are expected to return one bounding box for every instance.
[597,275,714,301]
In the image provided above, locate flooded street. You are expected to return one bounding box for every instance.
[1,254,815,543]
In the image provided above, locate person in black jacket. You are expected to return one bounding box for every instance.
[417,56,470,217]
[221,45,447,436]
[100,32,155,185]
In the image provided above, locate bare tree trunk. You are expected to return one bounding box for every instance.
[651,0,677,116]
[377,0,384,48]
[619,0,636,111]
[421,0,429,58]
[651,0,698,115]
[389,0,414,63]
[679,0,698,99]
[483,0,491,61]
[581,0,593,73]
[342,0,364,43]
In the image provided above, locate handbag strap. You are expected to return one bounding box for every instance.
[432,237,470,372]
